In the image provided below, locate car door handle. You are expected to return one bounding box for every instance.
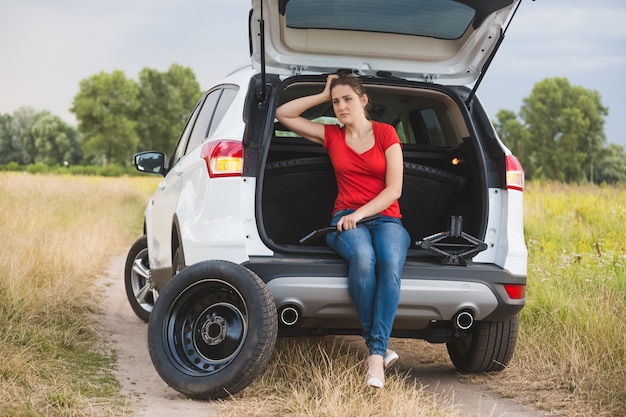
[158,181,167,191]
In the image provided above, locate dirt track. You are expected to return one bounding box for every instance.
[96,254,550,417]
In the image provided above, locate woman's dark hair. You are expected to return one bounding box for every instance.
[329,74,371,118]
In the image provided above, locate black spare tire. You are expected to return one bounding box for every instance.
[147,260,278,399]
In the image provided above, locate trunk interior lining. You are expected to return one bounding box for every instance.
[261,156,470,248]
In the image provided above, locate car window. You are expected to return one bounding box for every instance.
[171,100,203,168]
[275,116,339,138]
[285,0,475,40]
[207,87,238,137]
[405,108,449,147]
[395,120,409,144]
[421,109,447,146]
[186,89,221,153]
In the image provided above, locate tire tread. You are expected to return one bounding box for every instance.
[446,314,519,373]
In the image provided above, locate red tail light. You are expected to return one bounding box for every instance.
[505,155,524,192]
[200,140,243,178]
[503,284,526,300]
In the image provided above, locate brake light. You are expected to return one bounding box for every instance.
[201,140,243,178]
[503,284,526,300]
[505,155,524,192]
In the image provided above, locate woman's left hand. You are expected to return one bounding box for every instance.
[337,211,364,231]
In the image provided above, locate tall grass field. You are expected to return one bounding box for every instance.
[0,173,625,416]
[0,173,154,416]
[493,182,626,416]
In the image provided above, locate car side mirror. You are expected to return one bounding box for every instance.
[133,151,167,176]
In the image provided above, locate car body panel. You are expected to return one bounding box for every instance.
[245,256,524,328]
[495,188,527,274]
[250,0,520,84]
[473,187,527,276]
[266,276,499,323]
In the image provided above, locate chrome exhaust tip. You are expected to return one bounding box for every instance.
[279,305,300,326]
[454,310,474,330]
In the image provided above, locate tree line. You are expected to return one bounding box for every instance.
[1,71,625,183]
[494,77,626,184]
[0,63,201,167]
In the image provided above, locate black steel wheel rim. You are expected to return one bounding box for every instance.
[164,279,248,376]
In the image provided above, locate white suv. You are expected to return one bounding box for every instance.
[128,0,527,400]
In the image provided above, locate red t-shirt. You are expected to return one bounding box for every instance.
[323,121,402,218]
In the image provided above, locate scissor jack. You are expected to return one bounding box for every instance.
[416,216,488,266]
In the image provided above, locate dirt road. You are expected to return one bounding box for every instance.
[96,254,550,417]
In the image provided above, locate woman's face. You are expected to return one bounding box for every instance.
[331,84,367,125]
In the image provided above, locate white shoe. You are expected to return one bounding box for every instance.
[366,374,384,388]
[366,354,385,388]
[383,350,399,369]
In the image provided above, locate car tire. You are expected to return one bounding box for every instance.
[147,260,278,399]
[124,235,156,322]
[446,314,519,373]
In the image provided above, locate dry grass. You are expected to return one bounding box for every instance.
[0,173,155,416]
[217,337,462,417]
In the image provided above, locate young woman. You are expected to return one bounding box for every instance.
[276,74,410,388]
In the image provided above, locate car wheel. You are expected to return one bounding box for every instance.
[124,236,156,322]
[446,314,519,373]
[147,260,278,399]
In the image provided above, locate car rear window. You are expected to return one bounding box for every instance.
[284,0,475,40]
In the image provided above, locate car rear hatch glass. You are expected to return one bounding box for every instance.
[285,1,475,39]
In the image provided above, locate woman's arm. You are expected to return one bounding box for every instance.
[336,143,404,230]
[275,75,338,144]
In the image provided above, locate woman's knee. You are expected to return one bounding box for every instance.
[350,250,376,272]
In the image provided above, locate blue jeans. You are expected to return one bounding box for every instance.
[326,209,410,357]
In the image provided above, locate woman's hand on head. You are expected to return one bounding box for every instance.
[323,74,339,102]
[274,75,339,144]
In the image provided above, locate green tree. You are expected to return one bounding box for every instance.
[71,70,139,165]
[594,144,626,184]
[31,112,82,166]
[519,77,607,182]
[494,109,535,176]
[136,63,201,153]
[1,107,42,165]
[0,113,12,164]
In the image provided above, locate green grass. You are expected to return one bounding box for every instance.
[490,182,626,416]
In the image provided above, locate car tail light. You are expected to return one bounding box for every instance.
[503,284,525,299]
[505,155,524,192]
[200,140,243,178]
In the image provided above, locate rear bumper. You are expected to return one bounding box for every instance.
[244,256,525,328]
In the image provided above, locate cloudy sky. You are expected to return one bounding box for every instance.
[1,0,625,146]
